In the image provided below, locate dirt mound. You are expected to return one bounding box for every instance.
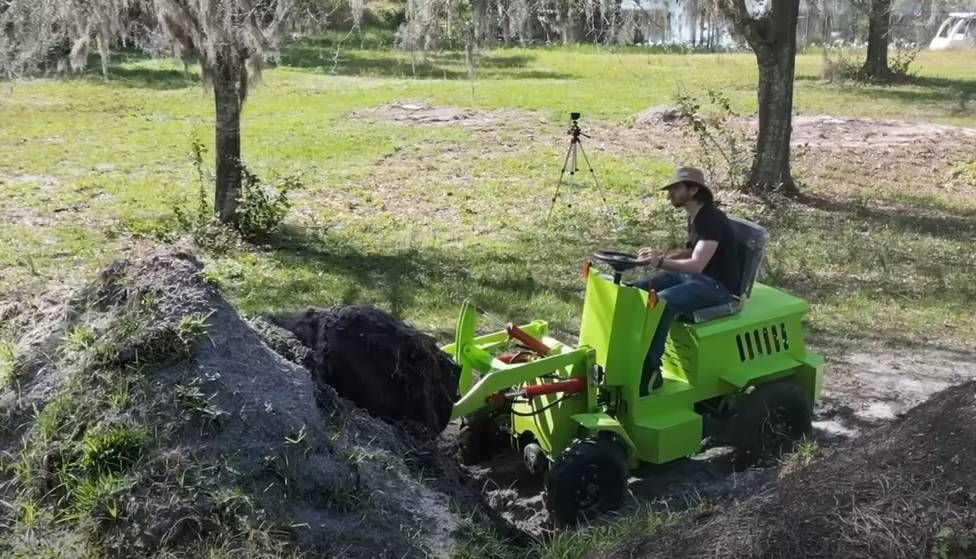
[354,101,539,129]
[0,249,488,558]
[790,115,976,148]
[619,381,976,559]
[266,307,459,438]
[633,105,681,127]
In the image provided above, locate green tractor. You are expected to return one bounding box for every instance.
[443,218,824,525]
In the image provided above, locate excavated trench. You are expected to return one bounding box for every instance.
[266,306,460,439]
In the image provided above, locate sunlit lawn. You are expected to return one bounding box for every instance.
[0,40,974,349]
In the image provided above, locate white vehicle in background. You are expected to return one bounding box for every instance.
[930,13,976,50]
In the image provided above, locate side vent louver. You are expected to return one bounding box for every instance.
[736,323,790,362]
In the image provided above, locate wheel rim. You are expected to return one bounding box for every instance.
[575,464,608,513]
[761,405,796,451]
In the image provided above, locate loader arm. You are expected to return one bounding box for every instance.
[450,347,592,420]
[441,300,550,395]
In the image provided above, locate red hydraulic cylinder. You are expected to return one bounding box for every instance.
[506,323,550,356]
[521,377,587,398]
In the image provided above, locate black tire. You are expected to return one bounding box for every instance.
[544,437,628,526]
[733,379,813,466]
[458,410,500,465]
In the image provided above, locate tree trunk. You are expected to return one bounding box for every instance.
[864,0,891,79]
[213,52,244,223]
[720,0,800,193]
[560,0,575,45]
[753,47,797,192]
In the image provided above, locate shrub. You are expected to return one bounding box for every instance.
[235,166,302,241]
[673,88,752,192]
[171,132,303,246]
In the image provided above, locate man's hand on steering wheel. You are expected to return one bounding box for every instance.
[636,247,664,268]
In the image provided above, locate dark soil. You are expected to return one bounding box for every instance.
[0,250,489,558]
[612,381,976,559]
[267,306,460,439]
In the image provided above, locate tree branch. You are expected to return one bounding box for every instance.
[716,0,772,59]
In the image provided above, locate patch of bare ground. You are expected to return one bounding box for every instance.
[790,117,976,211]
[353,101,545,131]
[814,340,976,427]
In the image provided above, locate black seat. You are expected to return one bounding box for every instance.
[687,217,769,323]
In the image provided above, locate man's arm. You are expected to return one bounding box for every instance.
[637,247,692,260]
[657,240,717,274]
[666,248,693,260]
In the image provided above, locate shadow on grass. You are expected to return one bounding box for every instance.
[754,191,976,349]
[79,51,201,91]
[261,225,582,323]
[94,65,200,90]
[796,73,976,114]
[795,192,976,240]
[279,45,573,80]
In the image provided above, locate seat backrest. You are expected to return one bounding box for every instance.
[729,217,768,298]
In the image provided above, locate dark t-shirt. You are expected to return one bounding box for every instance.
[686,204,741,294]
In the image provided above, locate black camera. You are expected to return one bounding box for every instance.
[570,112,581,120]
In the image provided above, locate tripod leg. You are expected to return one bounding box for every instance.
[575,140,622,230]
[546,141,576,224]
[570,139,578,175]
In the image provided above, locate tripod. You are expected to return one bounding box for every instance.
[546,115,619,228]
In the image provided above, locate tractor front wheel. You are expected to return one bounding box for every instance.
[458,410,502,465]
[544,437,628,526]
[733,379,812,466]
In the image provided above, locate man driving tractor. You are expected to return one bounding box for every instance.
[633,167,740,396]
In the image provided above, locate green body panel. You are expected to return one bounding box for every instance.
[570,413,639,468]
[510,352,593,461]
[578,272,664,387]
[446,270,825,469]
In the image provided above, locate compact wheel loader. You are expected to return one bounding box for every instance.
[442,218,824,525]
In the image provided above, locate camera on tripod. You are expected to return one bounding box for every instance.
[567,111,587,140]
[547,110,617,228]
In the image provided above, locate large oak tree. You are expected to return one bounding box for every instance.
[1,0,325,222]
[717,0,801,193]
[863,0,892,79]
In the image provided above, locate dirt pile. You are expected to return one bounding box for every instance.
[619,381,976,559]
[353,101,541,130]
[0,250,483,558]
[265,307,459,438]
[789,115,976,148]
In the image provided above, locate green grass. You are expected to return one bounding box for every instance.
[0,44,975,351]
[454,505,678,559]
[0,339,16,388]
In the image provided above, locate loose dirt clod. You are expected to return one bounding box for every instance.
[267,306,460,438]
[618,381,976,559]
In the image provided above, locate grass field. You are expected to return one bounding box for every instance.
[1,40,975,352]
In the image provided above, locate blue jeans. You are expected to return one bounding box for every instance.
[632,272,735,377]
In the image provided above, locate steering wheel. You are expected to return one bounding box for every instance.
[591,250,642,273]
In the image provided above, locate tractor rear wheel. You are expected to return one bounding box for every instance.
[733,379,812,466]
[545,437,628,526]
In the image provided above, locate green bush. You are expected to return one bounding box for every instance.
[171,133,303,246]
[235,166,303,241]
